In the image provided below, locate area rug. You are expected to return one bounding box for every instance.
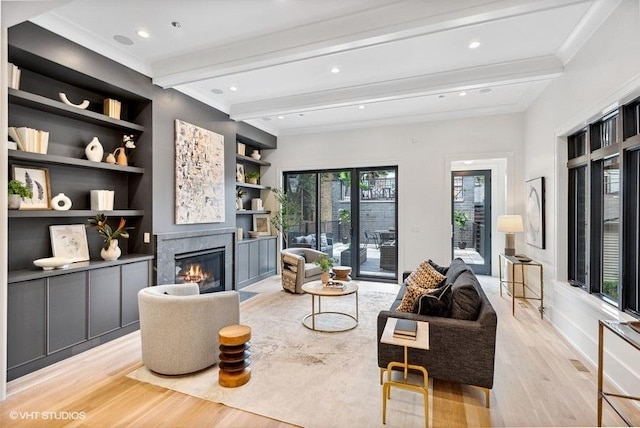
[127,280,432,427]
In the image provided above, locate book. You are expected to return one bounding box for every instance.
[393,319,417,339]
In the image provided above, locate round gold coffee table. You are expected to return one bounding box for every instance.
[301,280,359,332]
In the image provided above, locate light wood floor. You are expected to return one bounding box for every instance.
[0,275,637,427]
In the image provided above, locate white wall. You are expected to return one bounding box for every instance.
[262,113,524,275]
[523,0,640,399]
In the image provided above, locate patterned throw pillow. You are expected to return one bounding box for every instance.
[405,260,446,290]
[396,285,431,312]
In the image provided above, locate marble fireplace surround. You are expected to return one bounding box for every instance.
[155,228,235,290]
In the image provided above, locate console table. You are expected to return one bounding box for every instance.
[498,254,544,318]
[597,320,640,426]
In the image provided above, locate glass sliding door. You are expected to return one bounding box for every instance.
[283,166,398,282]
[451,170,491,275]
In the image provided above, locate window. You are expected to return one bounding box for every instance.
[567,96,640,316]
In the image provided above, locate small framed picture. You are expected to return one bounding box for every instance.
[253,213,271,236]
[12,165,51,210]
[236,163,245,183]
[49,224,90,262]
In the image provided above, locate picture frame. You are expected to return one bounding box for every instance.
[236,163,245,183]
[252,213,271,236]
[525,177,545,249]
[49,224,90,262]
[11,165,51,210]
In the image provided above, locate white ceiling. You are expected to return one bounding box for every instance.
[6,0,620,136]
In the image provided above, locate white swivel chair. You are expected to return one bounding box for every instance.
[138,283,240,375]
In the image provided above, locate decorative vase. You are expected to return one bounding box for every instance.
[321,271,330,284]
[51,193,72,211]
[105,153,116,164]
[8,194,21,210]
[85,137,104,162]
[101,239,121,261]
[236,197,244,210]
[113,147,128,166]
[250,150,261,160]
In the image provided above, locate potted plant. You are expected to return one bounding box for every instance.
[8,179,32,210]
[270,188,301,249]
[87,213,130,260]
[453,210,469,249]
[245,171,260,184]
[338,208,351,243]
[314,254,336,284]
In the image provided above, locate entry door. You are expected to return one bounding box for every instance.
[451,170,491,275]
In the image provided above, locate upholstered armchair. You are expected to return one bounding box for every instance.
[281,247,325,294]
[138,283,240,375]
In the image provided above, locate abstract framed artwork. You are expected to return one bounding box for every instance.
[49,224,90,262]
[174,119,225,224]
[525,176,545,249]
[11,165,51,210]
[252,214,271,236]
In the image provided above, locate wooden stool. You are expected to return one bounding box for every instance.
[218,324,251,387]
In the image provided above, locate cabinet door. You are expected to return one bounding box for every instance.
[122,261,150,326]
[89,266,121,338]
[249,241,260,279]
[8,279,46,369]
[237,243,250,289]
[267,238,277,274]
[48,272,88,353]
[258,238,269,275]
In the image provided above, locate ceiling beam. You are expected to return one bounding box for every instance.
[152,0,587,88]
[229,56,563,121]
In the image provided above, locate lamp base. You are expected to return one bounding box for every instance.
[504,233,516,256]
[504,247,516,256]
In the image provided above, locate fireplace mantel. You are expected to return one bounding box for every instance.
[155,228,235,289]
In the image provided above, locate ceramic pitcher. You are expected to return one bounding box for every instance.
[113,147,128,166]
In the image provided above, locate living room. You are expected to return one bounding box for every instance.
[1,1,640,426]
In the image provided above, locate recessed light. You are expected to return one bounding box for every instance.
[468,40,481,49]
[463,160,474,165]
[278,116,284,120]
[137,29,150,39]
[331,67,340,74]
[479,88,492,94]
[298,113,305,117]
[439,94,445,98]
[229,86,238,92]
[171,21,181,28]
[262,117,271,121]
[211,88,223,94]
[459,91,467,97]
[113,35,134,45]
[358,105,365,110]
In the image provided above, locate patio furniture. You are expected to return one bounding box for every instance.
[364,230,380,248]
[380,241,397,271]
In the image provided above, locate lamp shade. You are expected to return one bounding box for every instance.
[497,215,524,233]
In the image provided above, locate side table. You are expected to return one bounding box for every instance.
[498,253,544,318]
[218,324,252,387]
[597,320,640,426]
[380,317,430,428]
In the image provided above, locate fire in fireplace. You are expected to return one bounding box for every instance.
[175,248,225,293]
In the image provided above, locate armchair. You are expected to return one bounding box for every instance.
[138,283,240,375]
[281,247,325,294]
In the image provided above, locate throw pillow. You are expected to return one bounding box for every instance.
[428,259,449,275]
[445,257,469,285]
[413,283,452,317]
[320,233,329,247]
[449,272,482,320]
[405,260,446,290]
[396,285,431,313]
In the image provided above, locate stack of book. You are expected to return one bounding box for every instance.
[393,319,418,340]
[103,98,121,119]
[8,126,49,154]
[8,63,21,90]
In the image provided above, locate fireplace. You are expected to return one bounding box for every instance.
[155,228,235,292]
[175,248,225,293]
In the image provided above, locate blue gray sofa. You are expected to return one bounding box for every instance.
[376,258,497,407]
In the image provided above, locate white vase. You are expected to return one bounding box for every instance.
[85,137,104,162]
[8,194,21,210]
[101,239,121,261]
[51,193,72,211]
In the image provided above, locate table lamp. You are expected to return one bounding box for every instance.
[497,215,523,256]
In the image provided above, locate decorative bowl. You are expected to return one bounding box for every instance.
[33,257,72,270]
[248,231,262,238]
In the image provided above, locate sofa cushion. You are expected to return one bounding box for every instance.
[445,257,469,285]
[405,260,446,290]
[428,259,449,275]
[414,282,452,317]
[396,285,431,312]
[304,263,322,277]
[450,271,482,320]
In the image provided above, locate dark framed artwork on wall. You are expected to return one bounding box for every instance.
[525,176,545,249]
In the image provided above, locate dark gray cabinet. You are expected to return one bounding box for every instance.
[236,236,277,289]
[7,257,152,380]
